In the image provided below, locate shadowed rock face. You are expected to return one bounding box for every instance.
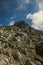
[14,21,29,28]
[0,21,43,65]
[36,41,43,57]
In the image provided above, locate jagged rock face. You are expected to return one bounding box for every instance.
[35,41,43,57]
[0,21,43,65]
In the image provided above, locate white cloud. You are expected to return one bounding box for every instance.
[9,20,15,26]
[26,11,43,31]
[7,16,16,26]
[26,0,43,31]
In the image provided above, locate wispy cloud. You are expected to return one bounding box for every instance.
[17,0,30,10]
[36,0,43,11]
[26,11,43,31]
[9,20,15,26]
[8,16,15,26]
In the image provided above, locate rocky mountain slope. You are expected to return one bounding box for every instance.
[0,21,43,65]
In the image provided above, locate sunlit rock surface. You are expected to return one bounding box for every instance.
[0,21,43,65]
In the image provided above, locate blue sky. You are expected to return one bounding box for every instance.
[0,0,37,25]
[0,0,43,31]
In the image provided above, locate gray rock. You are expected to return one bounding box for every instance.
[25,60,41,65]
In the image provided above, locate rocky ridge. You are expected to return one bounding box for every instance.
[0,21,43,65]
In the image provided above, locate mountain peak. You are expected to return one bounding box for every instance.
[14,20,30,28]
